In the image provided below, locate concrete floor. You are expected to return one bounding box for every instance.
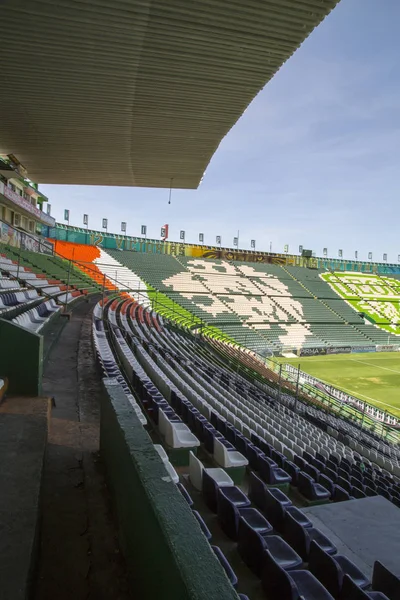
[34,298,132,600]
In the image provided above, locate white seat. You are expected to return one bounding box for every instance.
[213,437,248,469]
[189,451,233,491]
[154,444,168,463]
[164,460,179,483]
[164,418,200,449]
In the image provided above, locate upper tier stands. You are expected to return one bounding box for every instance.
[94,294,400,599]
[101,250,400,352]
[322,272,400,337]
[47,242,400,352]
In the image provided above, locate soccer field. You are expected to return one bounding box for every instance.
[283,352,400,418]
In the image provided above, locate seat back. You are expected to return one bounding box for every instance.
[248,472,268,513]
[341,574,370,599]
[189,450,203,491]
[283,511,307,559]
[372,560,400,600]
[214,436,229,467]
[262,549,297,600]
[309,541,341,598]
[298,471,315,498]
[158,408,169,436]
[319,474,334,495]
[237,517,266,576]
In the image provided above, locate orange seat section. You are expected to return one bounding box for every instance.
[51,240,117,290]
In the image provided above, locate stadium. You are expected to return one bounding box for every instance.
[0,1,399,600]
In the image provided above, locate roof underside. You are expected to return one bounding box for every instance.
[0,0,340,188]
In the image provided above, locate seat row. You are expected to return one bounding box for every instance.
[101,298,399,600]
[12,299,60,332]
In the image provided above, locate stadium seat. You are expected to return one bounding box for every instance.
[297,472,331,502]
[191,510,212,541]
[217,486,272,540]
[262,549,335,600]
[189,450,232,490]
[213,437,248,470]
[202,470,243,513]
[308,541,369,598]
[237,518,302,577]
[341,574,390,600]
[211,546,238,589]
[283,512,337,561]
[372,561,400,600]
[259,455,292,486]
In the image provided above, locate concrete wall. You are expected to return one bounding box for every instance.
[100,379,239,600]
[0,319,43,395]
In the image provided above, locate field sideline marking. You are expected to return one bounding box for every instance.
[330,383,397,410]
[349,357,400,375]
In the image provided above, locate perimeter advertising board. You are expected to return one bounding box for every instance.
[326,346,351,355]
[351,346,376,354]
[299,347,327,357]
[376,345,400,352]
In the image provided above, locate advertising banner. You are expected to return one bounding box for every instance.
[2,185,55,226]
[299,347,327,357]
[351,346,376,354]
[376,344,399,352]
[326,346,351,355]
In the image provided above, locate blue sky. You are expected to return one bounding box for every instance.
[41,0,400,262]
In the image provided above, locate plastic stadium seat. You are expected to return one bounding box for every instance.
[246,443,264,470]
[284,460,301,486]
[319,474,335,496]
[203,471,248,513]
[337,476,353,494]
[308,541,369,598]
[298,472,331,502]
[211,546,238,589]
[284,506,313,530]
[372,561,400,600]
[237,518,302,577]
[191,510,212,541]
[248,471,270,514]
[176,483,194,507]
[294,455,307,471]
[352,486,367,499]
[262,549,334,600]
[333,485,353,502]
[284,512,337,561]
[213,437,248,469]
[189,451,233,492]
[217,487,270,540]
[259,455,292,486]
[341,574,390,600]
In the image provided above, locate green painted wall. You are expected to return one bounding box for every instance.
[100,379,239,600]
[0,319,43,395]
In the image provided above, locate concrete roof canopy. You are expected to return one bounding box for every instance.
[0,0,340,188]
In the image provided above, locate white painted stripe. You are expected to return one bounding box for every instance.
[349,357,400,375]
[332,383,398,412]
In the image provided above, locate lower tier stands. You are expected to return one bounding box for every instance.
[94,295,399,600]
[1,251,89,334]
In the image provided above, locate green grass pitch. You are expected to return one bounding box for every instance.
[283,352,400,418]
